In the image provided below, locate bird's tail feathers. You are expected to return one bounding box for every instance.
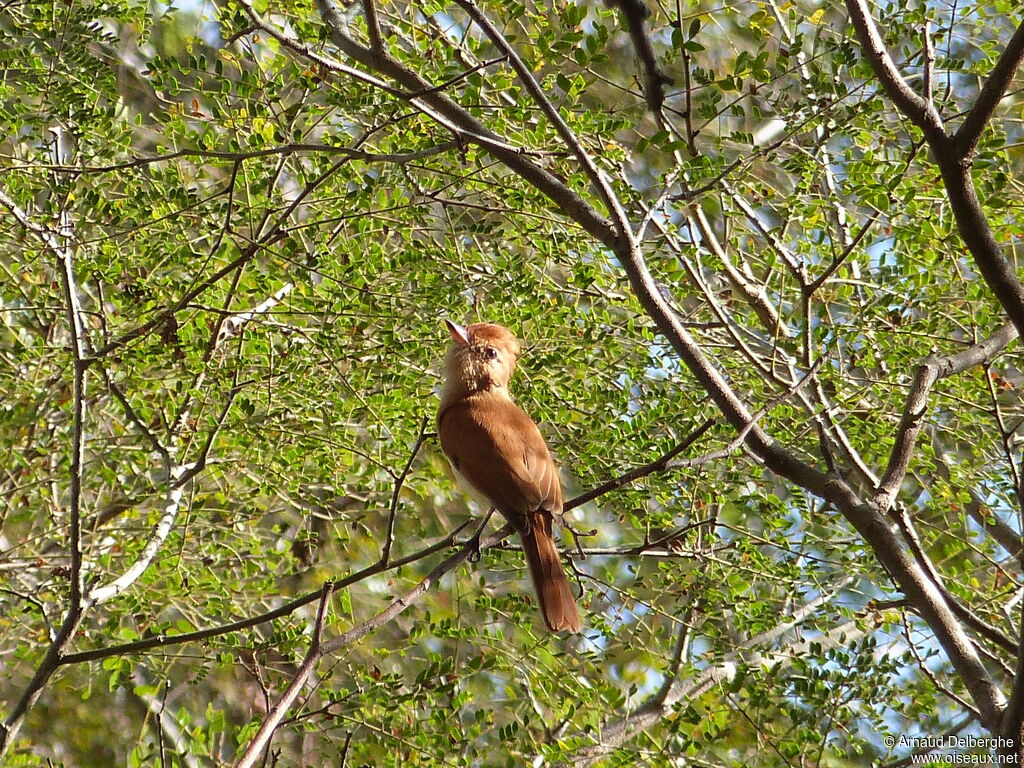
[521,513,581,633]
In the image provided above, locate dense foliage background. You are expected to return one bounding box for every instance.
[1,0,1022,764]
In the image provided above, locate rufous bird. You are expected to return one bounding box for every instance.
[437,320,581,633]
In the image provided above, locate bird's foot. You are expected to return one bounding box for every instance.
[466,508,496,563]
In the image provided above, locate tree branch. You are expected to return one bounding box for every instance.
[843,0,944,141]
[874,322,1018,511]
[232,525,515,763]
[845,0,1024,340]
[930,434,1022,559]
[22,140,462,175]
[234,583,332,768]
[954,18,1024,158]
[361,0,383,53]
[0,131,92,758]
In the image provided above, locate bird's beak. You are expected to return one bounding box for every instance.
[444,319,470,346]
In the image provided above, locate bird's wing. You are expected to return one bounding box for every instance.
[438,395,563,519]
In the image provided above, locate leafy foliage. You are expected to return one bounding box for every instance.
[1,0,1022,765]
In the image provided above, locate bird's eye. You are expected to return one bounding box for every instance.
[483,347,498,360]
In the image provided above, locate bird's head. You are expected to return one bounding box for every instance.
[443,320,521,393]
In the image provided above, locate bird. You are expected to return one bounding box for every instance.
[437,320,582,633]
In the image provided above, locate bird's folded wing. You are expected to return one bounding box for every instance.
[438,396,563,519]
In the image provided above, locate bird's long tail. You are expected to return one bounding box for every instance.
[520,512,581,633]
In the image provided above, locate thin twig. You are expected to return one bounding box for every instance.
[380,416,431,565]
[566,419,716,511]
[16,140,461,175]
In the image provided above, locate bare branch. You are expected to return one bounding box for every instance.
[131,672,202,768]
[934,159,1024,340]
[890,504,1017,655]
[923,21,934,105]
[930,435,1022,560]
[85,463,193,607]
[722,180,805,286]
[686,200,792,337]
[320,523,515,655]
[806,210,881,295]
[216,282,294,344]
[901,612,982,720]
[616,156,1009,730]
[241,0,621,247]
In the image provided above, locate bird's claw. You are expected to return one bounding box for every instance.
[468,533,483,563]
